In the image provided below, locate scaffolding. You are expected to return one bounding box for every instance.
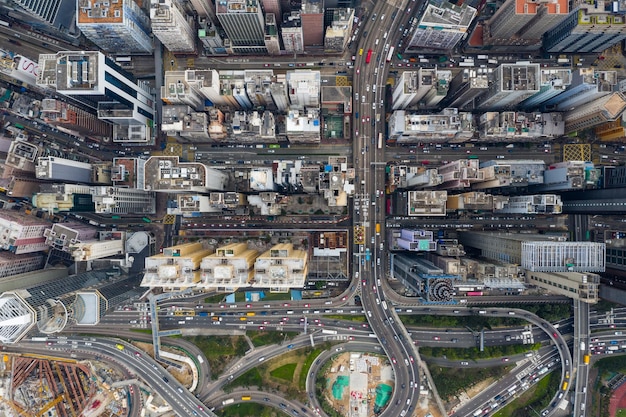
[521,241,606,272]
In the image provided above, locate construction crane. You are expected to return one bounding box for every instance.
[36,395,63,417]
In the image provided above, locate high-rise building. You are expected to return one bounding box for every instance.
[387,109,474,144]
[282,12,305,53]
[76,0,152,53]
[261,0,282,20]
[397,230,437,251]
[141,242,213,290]
[143,156,228,192]
[286,70,320,108]
[44,223,98,253]
[37,51,155,143]
[150,0,197,53]
[495,194,562,214]
[542,68,617,111]
[520,68,572,110]
[201,243,258,291]
[543,3,626,53]
[521,241,605,272]
[0,212,49,254]
[162,71,206,110]
[407,0,477,51]
[35,157,93,184]
[442,69,489,110]
[91,186,156,214]
[301,0,324,47]
[198,18,227,55]
[563,92,626,134]
[253,243,308,291]
[40,98,113,138]
[0,252,44,279]
[486,0,568,45]
[324,8,354,52]
[477,63,540,110]
[265,13,281,55]
[458,231,563,264]
[216,0,268,54]
[389,252,456,302]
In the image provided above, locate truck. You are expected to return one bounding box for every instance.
[580,341,586,351]
[198,311,209,317]
[381,301,388,310]
[583,354,590,364]
[222,399,234,406]
[322,329,338,335]
[608,346,619,351]
[561,381,568,391]
[375,223,381,235]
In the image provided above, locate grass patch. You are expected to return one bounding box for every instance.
[205,293,225,304]
[420,343,541,361]
[233,292,292,302]
[270,363,297,382]
[492,371,560,417]
[247,330,299,347]
[429,363,511,400]
[225,367,263,390]
[325,315,366,322]
[183,335,249,379]
[594,353,626,373]
[616,409,626,417]
[219,402,289,417]
[299,348,324,390]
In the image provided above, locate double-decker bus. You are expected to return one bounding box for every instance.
[386,46,395,62]
[365,49,373,64]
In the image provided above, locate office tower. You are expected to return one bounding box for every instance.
[44,223,98,253]
[520,68,572,110]
[407,0,477,51]
[0,268,143,343]
[324,8,354,52]
[35,157,93,184]
[76,0,152,53]
[286,70,320,108]
[423,70,452,108]
[201,243,258,291]
[253,243,308,291]
[442,69,489,110]
[563,92,626,134]
[37,51,155,143]
[142,243,213,290]
[261,0,282,19]
[543,3,626,53]
[150,0,197,53]
[0,252,43,279]
[143,156,228,191]
[477,63,540,110]
[91,186,156,214]
[495,194,562,214]
[392,69,439,110]
[190,0,217,20]
[265,14,281,55]
[486,0,568,45]
[521,241,605,272]
[387,109,474,144]
[301,0,324,47]
[0,212,49,254]
[216,0,268,53]
[161,105,211,140]
[542,68,616,111]
[12,0,63,25]
[282,12,305,53]
[198,18,227,54]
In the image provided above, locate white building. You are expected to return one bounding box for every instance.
[35,157,93,184]
[150,0,196,53]
[477,63,541,110]
[521,242,606,272]
[407,0,477,51]
[141,243,213,290]
[286,70,320,109]
[37,51,154,143]
[495,194,562,214]
[0,212,49,254]
[92,186,156,214]
[71,240,125,262]
[253,243,308,292]
[201,243,258,292]
[285,108,321,143]
[388,109,474,144]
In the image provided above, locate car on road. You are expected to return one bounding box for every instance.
[391,357,397,364]
[502,357,509,362]
[460,361,469,366]
[433,336,440,341]
[356,68,360,74]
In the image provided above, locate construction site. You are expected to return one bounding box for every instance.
[0,352,128,417]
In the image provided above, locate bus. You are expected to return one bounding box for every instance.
[116,344,125,350]
[378,132,383,149]
[468,155,479,159]
[467,291,483,296]
[365,49,373,64]
[386,46,395,63]
[13,123,24,130]
[241,396,251,401]
[269,144,280,148]
[112,215,121,220]
[359,48,364,56]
